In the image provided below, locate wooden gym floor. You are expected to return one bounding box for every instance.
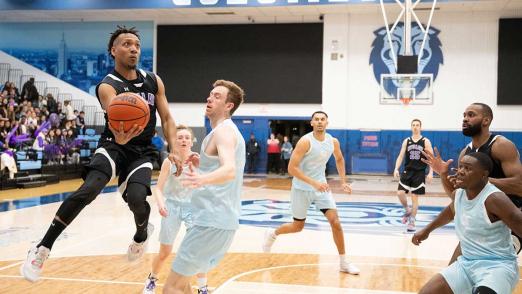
[1,174,521,293]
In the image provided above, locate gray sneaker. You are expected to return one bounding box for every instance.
[128,223,154,262]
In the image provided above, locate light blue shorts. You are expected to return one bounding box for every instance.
[440,256,519,294]
[172,225,236,276]
[159,199,192,245]
[290,187,337,220]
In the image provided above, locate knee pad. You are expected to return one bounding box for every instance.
[57,169,109,224]
[125,183,149,212]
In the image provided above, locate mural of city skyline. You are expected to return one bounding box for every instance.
[0,21,153,95]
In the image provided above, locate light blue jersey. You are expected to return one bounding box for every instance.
[455,182,517,261]
[191,119,246,230]
[158,161,193,245]
[163,162,191,203]
[292,132,334,191]
[440,182,519,293]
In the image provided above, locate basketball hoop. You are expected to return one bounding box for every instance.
[400,97,413,106]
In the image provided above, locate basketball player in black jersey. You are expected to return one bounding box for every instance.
[422,102,522,263]
[21,26,182,282]
[393,119,434,232]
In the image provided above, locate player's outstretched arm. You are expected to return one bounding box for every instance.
[489,137,522,197]
[485,191,522,238]
[422,147,463,199]
[332,138,351,193]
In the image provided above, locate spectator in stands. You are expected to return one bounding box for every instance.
[38,114,47,127]
[1,82,19,101]
[40,106,49,118]
[19,103,28,118]
[27,110,38,128]
[32,127,48,151]
[18,116,28,135]
[0,148,17,179]
[64,129,80,164]
[76,111,85,135]
[46,93,58,114]
[39,95,47,108]
[64,100,75,121]
[0,119,7,145]
[21,77,35,101]
[6,105,16,122]
[57,103,65,121]
[0,105,7,119]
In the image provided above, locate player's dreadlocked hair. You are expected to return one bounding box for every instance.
[107,25,140,59]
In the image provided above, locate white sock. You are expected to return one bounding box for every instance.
[197,277,207,288]
[339,254,347,264]
[150,272,158,279]
[270,229,277,239]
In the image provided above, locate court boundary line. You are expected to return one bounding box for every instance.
[0,274,149,285]
[213,262,445,293]
[0,261,23,272]
[223,281,416,294]
[0,274,216,291]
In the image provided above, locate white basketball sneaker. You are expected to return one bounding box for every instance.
[20,245,50,282]
[262,229,277,253]
[340,261,360,275]
[128,223,154,262]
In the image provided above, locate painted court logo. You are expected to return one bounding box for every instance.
[369,22,443,98]
[240,199,454,234]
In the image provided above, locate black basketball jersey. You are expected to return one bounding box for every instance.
[95,69,158,146]
[464,134,505,178]
[463,134,521,206]
[404,136,428,171]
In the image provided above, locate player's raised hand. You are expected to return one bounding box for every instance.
[421,147,453,176]
[185,152,200,168]
[168,153,183,176]
[180,162,204,189]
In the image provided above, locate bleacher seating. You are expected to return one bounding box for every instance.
[15,150,43,172]
[0,60,104,189]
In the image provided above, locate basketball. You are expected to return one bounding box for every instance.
[107,92,150,132]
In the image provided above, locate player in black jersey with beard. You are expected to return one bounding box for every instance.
[21,26,182,282]
[394,119,434,232]
[422,102,522,264]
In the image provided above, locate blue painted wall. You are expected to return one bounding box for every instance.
[205,117,522,174]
